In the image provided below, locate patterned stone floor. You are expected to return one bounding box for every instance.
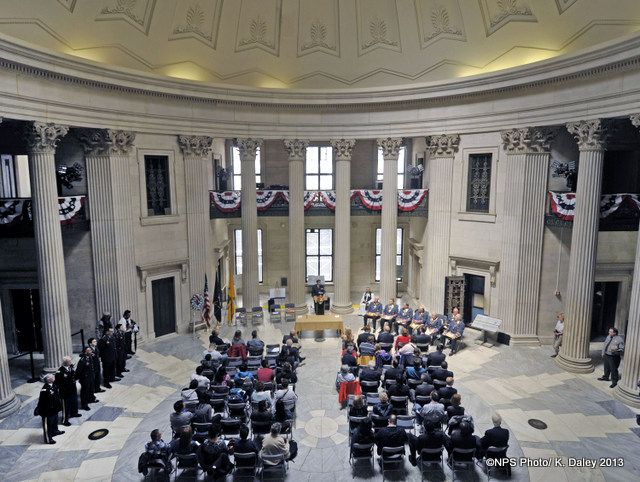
[2,309,640,481]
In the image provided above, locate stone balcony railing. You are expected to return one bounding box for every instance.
[545,191,640,231]
[209,189,428,218]
[0,196,88,236]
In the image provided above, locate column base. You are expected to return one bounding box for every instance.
[293,304,308,315]
[0,393,20,418]
[614,383,640,409]
[555,353,594,373]
[331,303,354,315]
[509,335,541,346]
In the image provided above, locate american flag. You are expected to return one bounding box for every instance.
[202,275,211,328]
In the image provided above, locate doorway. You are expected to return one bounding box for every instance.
[152,277,176,337]
[463,274,485,324]
[592,281,619,341]
[11,289,42,352]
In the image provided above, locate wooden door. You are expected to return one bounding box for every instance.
[152,277,176,337]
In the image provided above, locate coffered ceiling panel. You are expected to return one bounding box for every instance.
[0,0,638,89]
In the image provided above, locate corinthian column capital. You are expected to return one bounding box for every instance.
[283,139,309,161]
[178,135,213,158]
[78,129,136,156]
[377,137,403,160]
[426,134,460,157]
[330,139,356,161]
[630,114,640,129]
[566,119,609,151]
[235,138,263,161]
[501,127,555,153]
[26,122,69,153]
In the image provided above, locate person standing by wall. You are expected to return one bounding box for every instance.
[550,312,564,358]
[598,327,625,388]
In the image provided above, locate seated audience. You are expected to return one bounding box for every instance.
[191,366,210,390]
[201,353,217,370]
[247,330,265,354]
[405,360,425,381]
[274,399,293,431]
[261,423,290,464]
[192,393,214,423]
[181,380,199,402]
[359,335,376,357]
[337,365,356,384]
[234,364,255,384]
[351,418,375,457]
[384,360,403,383]
[209,329,225,347]
[394,328,411,351]
[374,343,392,369]
[143,429,173,472]
[446,420,479,459]
[282,331,299,345]
[341,347,358,367]
[228,425,259,455]
[213,363,230,386]
[197,424,233,478]
[359,361,382,382]
[415,391,446,426]
[279,339,304,366]
[374,414,408,455]
[387,375,410,398]
[357,325,373,348]
[446,393,465,420]
[251,382,273,407]
[202,343,219,360]
[411,325,431,346]
[171,426,199,455]
[349,395,369,417]
[274,381,298,411]
[276,362,298,385]
[480,413,510,458]
[431,362,453,382]
[376,323,395,344]
[373,391,393,418]
[426,344,446,367]
[257,359,275,383]
[407,417,450,466]
[251,400,274,423]
[341,328,356,350]
[438,377,457,401]
[226,380,247,403]
[170,400,194,435]
[412,374,435,401]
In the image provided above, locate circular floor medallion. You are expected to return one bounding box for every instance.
[527,419,547,430]
[88,429,109,440]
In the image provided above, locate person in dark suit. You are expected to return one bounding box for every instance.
[209,329,225,346]
[114,324,128,378]
[411,325,430,346]
[35,374,64,444]
[364,298,383,332]
[387,376,410,398]
[374,414,408,455]
[55,356,80,426]
[341,347,358,367]
[376,324,395,344]
[438,377,457,402]
[480,413,510,458]
[357,325,373,348]
[311,279,326,314]
[75,347,96,410]
[359,361,382,382]
[282,330,300,345]
[446,393,465,420]
[431,362,453,383]
[384,360,403,383]
[446,420,479,459]
[250,400,274,424]
[98,328,117,389]
[426,344,446,367]
[87,338,105,394]
[407,419,450,466]
[412,374,435,401]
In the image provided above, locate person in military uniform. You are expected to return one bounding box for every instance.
[88,338,105,394]
[75,347,97,410]
[114,323,129,378]
[35,374,63,444]
[55,356,81,426]
[98,327,117,389]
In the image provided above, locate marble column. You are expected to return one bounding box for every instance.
[26,122,72,373]
[178,136,213,303]
[423,134,460,313]
[80,130,138,321]
[556,119,608,373]
[615,113,640,407]
[284,139,309,314]
[0,300,20,417]
[236,138,262,309]
[331,139,356,314]
[378,138,403,303]
[500,128,554,344]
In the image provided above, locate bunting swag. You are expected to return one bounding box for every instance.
[303,191,318,210]
[398,189,428,211]
[256,190,286,211]
[356,190,383,211]
[211,191,241,212]
[0,196,85,225]
[318,191,336,211]
[548,192,576,220]
[549,192,640,221]
[0,199,23,224]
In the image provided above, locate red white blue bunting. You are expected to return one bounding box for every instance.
[256,190,287,211]
[318,191,336,211]
[58,197,85,224]
[0,199,23,224]
[355,190,383,211]
[304,191,319,210]
[398,189,428,212]
[0,196,85,225]
[549,192,640,221]
[210,191,241,212]
[548,192,576,221]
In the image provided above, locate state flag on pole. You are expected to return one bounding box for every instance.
[202,275,211,328]
[227,274,236,325]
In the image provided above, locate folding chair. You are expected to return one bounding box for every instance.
[390,395,408,415]
[484,445,511,478]
[360,380,380,394]
[227,402,248,422]
[183,400,198,413]
[370,413,389,430]
[379,446,405,481]
[379,343,393,353]
[251,420,272,436]
[235,307,247,325]
[173,453,200,479]
[234,452,258,479]
[248,355,263,369]
[407,378,422,390]
[415,395,430,406]
[416,343,430,353]
[384,379,397,392]
[448,447,477,481]
[348,415,369,433]
[220,418,242,439]
[284,303,296,322]
[349,442,374,469]
[252,307,264,325]
[396,414,415,434]
[419,447,444,481]
[260,453,288,480]
[366,392,381,408]
[216,344,229,354]
[270,304,282,323]
[228,356,243,368]
[192,422,212,443]
[141,458,170,480]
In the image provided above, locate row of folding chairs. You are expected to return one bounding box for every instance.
[269,303,297,323]
[234,307,264,325]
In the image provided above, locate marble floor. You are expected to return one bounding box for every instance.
[2,310,640,481]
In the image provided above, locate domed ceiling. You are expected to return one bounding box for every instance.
[0,0,639,89]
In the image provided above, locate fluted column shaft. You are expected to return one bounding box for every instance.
[237,138,262,309]
[81,130,138,321]
[284,139,308,313]
[615,114,640,406]
[378,138,403,303]
[27,123,72,372]
[331,139,356,313]
[557,120,607,373]
[0,300,20,417]
[424,134,460,313]
[179,136,213,303]
[500,128,553,344]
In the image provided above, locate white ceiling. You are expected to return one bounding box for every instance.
[0,0,639,89]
